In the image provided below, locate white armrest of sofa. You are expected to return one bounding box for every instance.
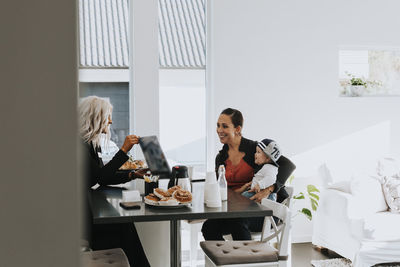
[313,188,361,260]
[318,188,382,240]
[319,188,361,220]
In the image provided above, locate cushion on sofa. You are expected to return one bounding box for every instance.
[360,212,400,241]
[377,157,400,178]
[350,173,388,215]
[327,180,351,193]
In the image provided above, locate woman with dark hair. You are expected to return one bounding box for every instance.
[79,96,150,267]
[201,108,295,240]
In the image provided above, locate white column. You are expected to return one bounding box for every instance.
[129,0,159,140]
[205,0,218,172]
[129,1,169,266]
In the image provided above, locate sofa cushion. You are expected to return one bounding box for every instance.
[350,173,388,214]
[360,212,400,241]
[377,157,400,178]
[326,180,351,193]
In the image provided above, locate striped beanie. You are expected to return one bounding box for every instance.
[257,139,281,167]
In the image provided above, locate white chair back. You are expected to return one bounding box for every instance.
[257,186,293,242]
[260,198,291,258]
[281,186,294,207]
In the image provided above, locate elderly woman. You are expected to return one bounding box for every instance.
[201,108,295,240]
[79,96,149,267]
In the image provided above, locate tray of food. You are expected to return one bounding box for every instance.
[144,186,192,208]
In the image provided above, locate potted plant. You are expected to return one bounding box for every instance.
[286,176,320,220]
[342,72,383,97]
[346,72,367,96]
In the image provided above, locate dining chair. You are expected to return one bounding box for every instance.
[251,186,293,242]
[81,248,130,267]
[200,199,291,267]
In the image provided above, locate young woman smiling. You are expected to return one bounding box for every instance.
[202,108,277,240]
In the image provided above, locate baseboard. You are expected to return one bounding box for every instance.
[291,235,312,243]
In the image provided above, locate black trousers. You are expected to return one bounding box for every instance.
[201,217,264,240]
[91,223,150,267]
[201,217,270,241]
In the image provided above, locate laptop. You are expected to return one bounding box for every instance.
[139,136,171,178]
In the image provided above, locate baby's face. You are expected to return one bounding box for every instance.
[255,146,270,165]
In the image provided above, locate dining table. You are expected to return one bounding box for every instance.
[89,181,273,267]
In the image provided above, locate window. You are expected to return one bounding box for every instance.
[339,48,400,97]
[158,0,206,178]
[78,0,130,149]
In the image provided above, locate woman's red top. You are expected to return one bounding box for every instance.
[225,158,254,190]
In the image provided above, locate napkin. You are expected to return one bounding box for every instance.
[122,190,141,202]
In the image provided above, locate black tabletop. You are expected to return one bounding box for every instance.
[90,182,273,224]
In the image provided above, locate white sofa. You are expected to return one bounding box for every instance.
[312,158,400,267]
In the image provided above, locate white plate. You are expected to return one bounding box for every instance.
[144,198,191,208]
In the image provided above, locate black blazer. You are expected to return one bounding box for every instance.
[82,141,131,242]
[83,142,131,188]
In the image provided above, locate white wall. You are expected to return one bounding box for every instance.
[209,0,400,157]
[208,0,400,241]
[0,0,79,266]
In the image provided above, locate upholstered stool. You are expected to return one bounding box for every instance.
[200,240,285,265]
[81,248,130,267]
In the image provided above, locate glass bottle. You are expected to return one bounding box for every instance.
[218,165,227,201]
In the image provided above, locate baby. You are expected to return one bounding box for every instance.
[236,138,281,201]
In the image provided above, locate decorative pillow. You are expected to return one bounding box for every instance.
[350,173,388,214]
[377,157,400,178]
[382,176,400,213]
[318,162,352,187]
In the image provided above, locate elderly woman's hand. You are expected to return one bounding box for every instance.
[129,168,150,179]
[121,135,140,153]
[249,185,274,203]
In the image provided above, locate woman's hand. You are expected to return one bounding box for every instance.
[249,185,274,203]
[121,135,140,153]
[134,168,150,179]
[129,168,149,180]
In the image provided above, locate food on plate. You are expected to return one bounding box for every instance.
[153,188,171,199]
[145,187,192,206]
[172,189,192,203]
[133,159,146,168]
[119,160,137,170]
[158,197,179,206]
[119,158,146,170]
[144,193,160,204]
[167,185,181,195]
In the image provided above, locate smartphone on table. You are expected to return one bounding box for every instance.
[119,202,141,210]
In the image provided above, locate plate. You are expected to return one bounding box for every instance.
[144,198,191,208]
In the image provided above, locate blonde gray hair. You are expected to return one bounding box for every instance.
[78,96,113,148]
